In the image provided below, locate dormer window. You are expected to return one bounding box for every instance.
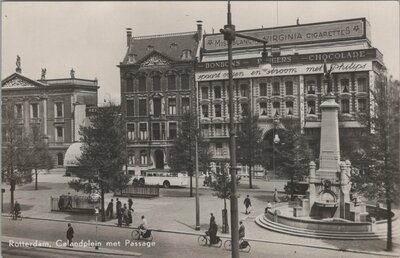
[147,45,154,52]
[181,49,192,60]
[170,42,178,49]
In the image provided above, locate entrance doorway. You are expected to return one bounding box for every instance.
[154,149,164,169]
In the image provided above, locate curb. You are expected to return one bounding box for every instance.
[3,214,399,257]
[2,236,141,257]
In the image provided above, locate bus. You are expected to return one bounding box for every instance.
[131,170,189,188]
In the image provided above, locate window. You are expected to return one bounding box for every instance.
[56,126,63,142]
[139,99,147,116]
[201,124,209,137]
[16,127,23,140]
[128,153,135,165]
[260,102,268,116]
[161,123,166,140]
[55,103,63,118]
[182,97,190,114]
[140,150,148,165]
[216,143,223,156]
[272,102,280,116]
[259,83,267,96]
[307,80,316,94]
[57,153,64,166]
[341,79,350,93]
[307,101,316,114]
[357,78,367,92]
[126,77,134,92]
[168,98,176,115]
[2,105,6,120]
[202,105,209,118]
[214,86,221,98]
[126,99,134,116]
[127,124,135,141]
[341,99,350,113]
[285,101,293,115]
[153,76,161,91]
[139,76,146,92]
[169,122,177,139]
[181,74,189,90]
[215,104,222,117]
[241,103,248,116]
[215,124,222,136]
[153,123,160,140]
[32,126,40,143]
[272,82,280,96]
[168,75,176,90]
[358,98,367,113]
[2,127,7,142]
[31,103,39,118]
[153,98,161,117]
[285,81,293,95]
[139,123,148,140]
[240,84,249,97]
[15,104,23,119]
[201,87,208,99]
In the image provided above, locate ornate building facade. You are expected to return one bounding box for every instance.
[119,23,203,175]
[1,64,98,168]
[196,18,385,175]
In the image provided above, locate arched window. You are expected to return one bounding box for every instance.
[57,153,64,166]
[285,81,293,95]
[140,150,148,165]
[341,99,350,113]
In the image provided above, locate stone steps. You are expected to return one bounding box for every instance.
[255,215,400,240]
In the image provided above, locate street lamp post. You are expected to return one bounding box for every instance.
[219,1,269,257]
[272,116,280,179]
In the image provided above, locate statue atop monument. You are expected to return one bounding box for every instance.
[70,68,75,79]
[323,59,333,95]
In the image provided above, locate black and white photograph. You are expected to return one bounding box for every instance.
[1,1,399,258]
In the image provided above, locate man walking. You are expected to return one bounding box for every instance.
[116,198,122,226]
[107,199,114,219]
[66,223,74,247]
[244,195,252,214]
[128,198,133,211]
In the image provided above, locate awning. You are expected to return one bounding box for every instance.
[64,142,83,167]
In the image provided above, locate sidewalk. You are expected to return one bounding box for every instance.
[2,235,141,257]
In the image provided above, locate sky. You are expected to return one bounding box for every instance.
[2,1,399,105]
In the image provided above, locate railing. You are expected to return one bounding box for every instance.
[50,195,98,214]
[116,185,159,198]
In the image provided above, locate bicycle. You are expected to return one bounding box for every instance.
[9,211,22,221]
[197,232,222,248]
[131,228,153,241]
[224,239,251,253]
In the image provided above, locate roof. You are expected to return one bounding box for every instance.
[2,73,48,89]
[122,31,200,64]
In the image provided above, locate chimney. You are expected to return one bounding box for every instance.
[126,28,132,47]
[196,20,203,41]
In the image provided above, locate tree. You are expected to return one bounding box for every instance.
[1,101,33,212]
[236,112,264,189]
[210,163,232,233]
[169,112,212,197]
[29,138,54,190]
[68,104,129,222]
[350,72,400,251]
[274,117,312,200]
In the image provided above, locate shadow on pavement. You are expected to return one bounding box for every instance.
[321,238,393,253]
[3,202,34,213]
[18,185,52,191]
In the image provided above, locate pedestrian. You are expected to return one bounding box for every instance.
[273,189,280,203]
[66,192,73,209]
[209,213,215,225]
[128,207,133,225]
[66,223,74,248]
[239,221,245,241]
[128,198,133,211]
[13,201,21,219]
[244,195,252,214]
[265,201,272,214]
[116,198,122,227]
[123,204,129,226]
[107,199,114,219]
[208,215,218,246]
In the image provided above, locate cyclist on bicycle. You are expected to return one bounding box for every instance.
[138,215,148,237]
[13,201,21,219]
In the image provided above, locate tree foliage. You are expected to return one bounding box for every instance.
[169,112,212,196]
[68,104,128,221]
[236,113,264,188]
[275,117,312,199]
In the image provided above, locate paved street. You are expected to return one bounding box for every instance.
[2,172,400,257]
[2,218,390,258]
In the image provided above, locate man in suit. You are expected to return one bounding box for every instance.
[66,223,74,247]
